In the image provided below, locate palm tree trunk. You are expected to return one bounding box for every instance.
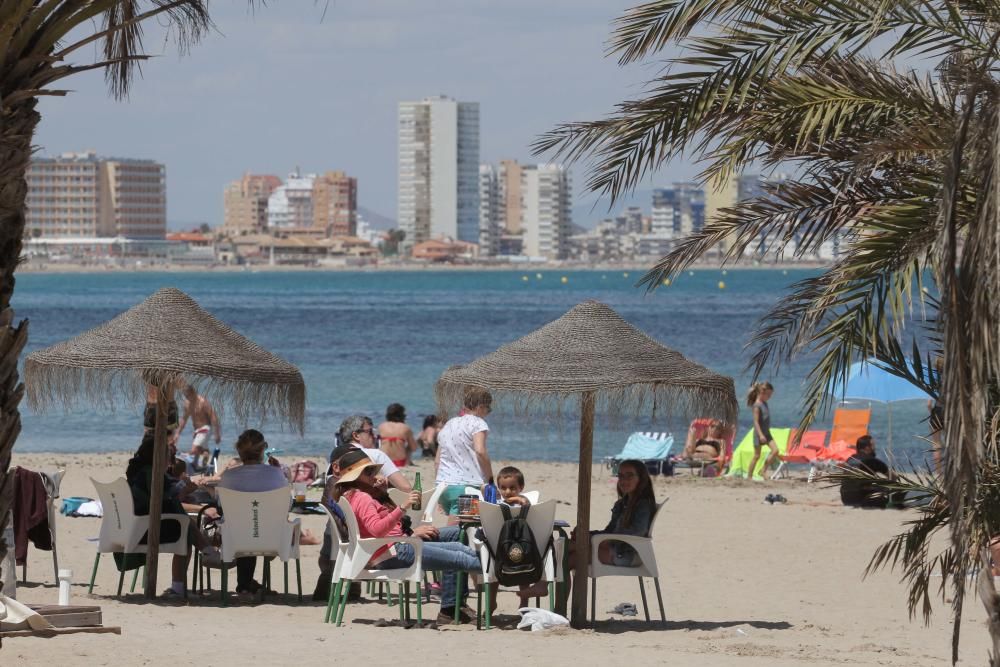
[0,98,39,612]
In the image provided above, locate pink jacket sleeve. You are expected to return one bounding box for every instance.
[350,492,403,538]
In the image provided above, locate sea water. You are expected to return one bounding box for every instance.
[11,269,935,466]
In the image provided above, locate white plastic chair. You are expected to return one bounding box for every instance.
[216,486,302,605]
[88,477,191,597]
[588,500,668,622]
[475,500,559,629]
[328,497,425,626]
[521,490,541,504]
[387,488,436,525]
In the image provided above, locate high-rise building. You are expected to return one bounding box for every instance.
[521,164,572,260]
[25,150,166,239]
[268,170,316,229]
[223,173,282,236]
[398,96,480,246]
[479,161,572,259]
[478,165,499,255]
[312,170,357,236]
[651,183,704,238]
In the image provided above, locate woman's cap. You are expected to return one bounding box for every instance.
[335,450,380,485]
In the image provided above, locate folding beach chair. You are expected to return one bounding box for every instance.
[770,430,827,481]
[671,418,736,478]
[829,406,871,451]
[603,432,673,476]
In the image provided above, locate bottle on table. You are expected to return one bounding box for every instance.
[412,471,422,511]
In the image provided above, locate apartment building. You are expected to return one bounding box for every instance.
[223,173,282,235]
[26,150,166,239]
[398,96,480,246]
[312,170,357,236]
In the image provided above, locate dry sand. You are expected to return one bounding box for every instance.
[4,452,986,666]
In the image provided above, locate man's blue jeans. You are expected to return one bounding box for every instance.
[376,526,478,608]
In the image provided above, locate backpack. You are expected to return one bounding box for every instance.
[489,504,547,586]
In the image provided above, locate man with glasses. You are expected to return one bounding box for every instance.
[334,415,412,493]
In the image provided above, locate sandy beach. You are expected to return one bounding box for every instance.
[4,452,984,666]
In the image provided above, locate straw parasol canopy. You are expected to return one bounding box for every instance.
[436,300,737,626]
[24,287,306,598]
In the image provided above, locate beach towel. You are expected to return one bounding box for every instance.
[616,432,673,460]
[13,467,52,564]
[729,428,792,477]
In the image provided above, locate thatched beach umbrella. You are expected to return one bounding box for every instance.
[436,300,737,627]
[24,287,305,598]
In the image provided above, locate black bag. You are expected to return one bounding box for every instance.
[490,504,546,586]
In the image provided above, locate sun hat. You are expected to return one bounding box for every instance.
[335,450,381,485]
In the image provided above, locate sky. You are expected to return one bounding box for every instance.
[35,1,696,230]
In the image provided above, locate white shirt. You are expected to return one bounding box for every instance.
[218,463,289,492]
[436,414,489,485]
[352,443,400,479]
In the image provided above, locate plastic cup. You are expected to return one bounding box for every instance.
[293,482,307,503]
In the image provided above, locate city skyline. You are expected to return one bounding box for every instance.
[32,2,697,231]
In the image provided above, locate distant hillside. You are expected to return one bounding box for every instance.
[358,206,396,230]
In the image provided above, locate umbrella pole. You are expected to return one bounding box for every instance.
[143,384,170,599]
[887,403,893,449]
[571,390,596,628]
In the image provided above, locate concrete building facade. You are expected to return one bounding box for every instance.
[268,171,316,229]
[223,173,281,236]
[312,170,357,236]
[26,151,166,239]
[521,164,572,260]
[398,96,480,246]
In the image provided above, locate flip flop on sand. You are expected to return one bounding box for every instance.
[608,602,637,616]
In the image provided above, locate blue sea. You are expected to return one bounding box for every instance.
[12,269,934,465]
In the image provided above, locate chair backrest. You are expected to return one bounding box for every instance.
[41,469,66,499]
[522,490,541,504]
[647,499,669,539]
[618,432,673,460]
[423,483,448,524]
[386,488,435,523]
[479,500,557,561]
[91,477,138,550]
[830,407,871,447]
[217,486,293,557]
[337,497,360,547]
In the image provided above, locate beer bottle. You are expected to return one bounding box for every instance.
[412,472,422,511]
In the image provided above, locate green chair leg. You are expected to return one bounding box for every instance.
[296,558,302,603]
[88,553,101,594]
[130,567,140,593]
[191,552,199,593]
[398,583,405,620]
[284,561,289,597]
[454,571,463,624]
[116,568,125,598]
[336,578,353,626]
[221,567,228,607]
[549,582,555,612]
[403,582,411,621]
[326,579,342,623]
[416,581,423,624]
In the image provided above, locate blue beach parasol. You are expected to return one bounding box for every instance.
[829,360,933,446]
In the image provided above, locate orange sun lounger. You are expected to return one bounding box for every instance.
[770,430,827,481]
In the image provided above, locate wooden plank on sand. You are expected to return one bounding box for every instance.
[28,605,103,628]
[0,626,121,638]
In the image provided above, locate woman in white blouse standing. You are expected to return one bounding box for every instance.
[435,387,495,518]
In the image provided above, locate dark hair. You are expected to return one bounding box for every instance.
[497,466,525,488]
[143,401,179,430]
[746,382,774,407]
[856,434,874,451]
[386,403,406,422]
[126,432,162,480]
[422,414,439,430]
[235,429,267,463]
[616,459,656,529]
